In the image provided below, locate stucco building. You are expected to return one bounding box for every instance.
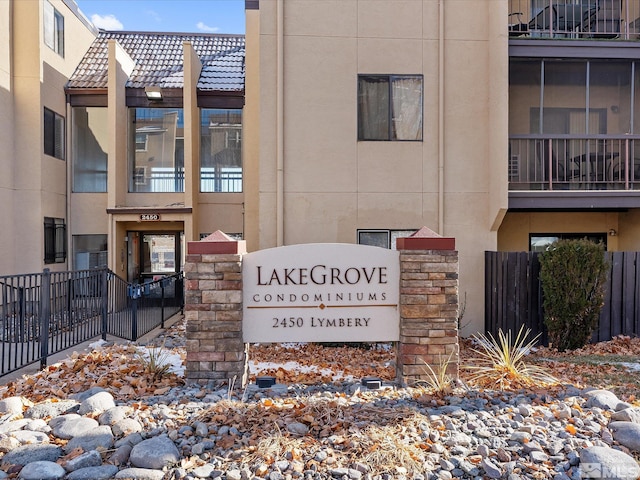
[243,0,640,334]
[4,0,640,335]
[0,0,96,275]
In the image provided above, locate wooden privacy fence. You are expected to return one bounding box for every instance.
[485,251,640,345]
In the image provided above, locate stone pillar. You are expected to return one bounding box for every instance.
[396,227,459,385]
[184,231,248,386]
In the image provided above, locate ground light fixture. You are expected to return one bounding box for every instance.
[256,376,276,388]
[144,86,163,101]
[361,376,382,389]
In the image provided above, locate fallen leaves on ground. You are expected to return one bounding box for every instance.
[0,343,185,402]
[1,319,639,404]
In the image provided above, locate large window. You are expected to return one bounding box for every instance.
[44,107,65,160]
[530,233,607,252]
[44,217,66,264]
[73,107,107,192]
[358,229,416,250]
[73,235,107,269]
[200,109,242,192]
[358,75,423,141]
[43,1,64,56]
[129,108,184,193]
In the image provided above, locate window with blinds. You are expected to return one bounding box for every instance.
[44,107,65,160]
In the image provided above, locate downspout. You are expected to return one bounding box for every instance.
[276,0,285,246]
[438,0,445,235]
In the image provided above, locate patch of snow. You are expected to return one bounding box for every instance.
[89,339,108,349]
[136,346,185,377]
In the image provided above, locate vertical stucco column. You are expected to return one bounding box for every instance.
[184,231,248,386]
[396,227,459,385]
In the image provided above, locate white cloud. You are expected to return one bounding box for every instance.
[90,13,124,31]
[197,21,219,33]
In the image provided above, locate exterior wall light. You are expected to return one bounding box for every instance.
[144,86,163,101]
[609,229,617,236]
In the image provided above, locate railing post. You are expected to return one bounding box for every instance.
[160,280,165,329]
[39,269,51,370]
[131,291,138,341]
[101,267,109,341]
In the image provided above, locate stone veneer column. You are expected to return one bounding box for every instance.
[396,227,459,385]
[184,231,248,386]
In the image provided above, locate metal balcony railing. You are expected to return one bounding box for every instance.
[508,136,640,190]
[508,0,640,39]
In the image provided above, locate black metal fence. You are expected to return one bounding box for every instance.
[0,267,183,377]
[485,251,640,345]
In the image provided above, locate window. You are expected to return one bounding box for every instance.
[44,217,66,264]
[358,75,423,141]
[530,233,607,252]
[44,1,64,56]
[44,107,65,160]
[200,109,242,192]
[129,108,184,192]
[358,229,416,250]
[73,235,107,270]
[72,107,107,192]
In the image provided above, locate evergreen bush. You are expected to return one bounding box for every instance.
[539,239,608,351]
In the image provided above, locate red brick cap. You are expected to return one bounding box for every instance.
[396,226,455,250]
[187,230,247,254]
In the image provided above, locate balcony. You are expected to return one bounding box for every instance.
[509,137,640,191]
[508,0,640,40]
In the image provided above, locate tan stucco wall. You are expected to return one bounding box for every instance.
[1,0,95,275]
[244,0,509,335]
[498,211,621,251]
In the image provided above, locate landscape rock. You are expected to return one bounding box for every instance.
[24,400,78,419]
[608,421,640,451]
[3,444,62,465]
[611,407,640,424]
[0,397,26,415]
[49,414,99,439]
[18,460,65,480]
[579,445,640,479]
[64,425,114,453]
[66,465,120,480]
[129,434,180,469]
[78,391,115,415]
[583,390,626,411]
[114,467,166,480]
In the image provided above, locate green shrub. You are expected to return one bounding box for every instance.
[539,239,608,351]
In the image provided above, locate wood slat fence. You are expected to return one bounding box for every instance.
[485,251,640,345]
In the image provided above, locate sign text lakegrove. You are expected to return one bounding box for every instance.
[242,243,400,343]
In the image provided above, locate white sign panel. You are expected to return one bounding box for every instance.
[243,243,399,343]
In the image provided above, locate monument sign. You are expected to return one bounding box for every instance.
[243,243,400,342]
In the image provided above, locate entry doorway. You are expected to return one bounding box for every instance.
[126,231,184,284]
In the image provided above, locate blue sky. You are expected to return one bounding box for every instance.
[75,0,245,34]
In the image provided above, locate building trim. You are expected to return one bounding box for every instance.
[245,0,259,10]
[106,207,193,214]
[509,191,640,210]
[510,39,640,59]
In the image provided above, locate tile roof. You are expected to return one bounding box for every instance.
[66,31,245,92]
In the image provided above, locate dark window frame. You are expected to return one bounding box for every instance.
[357,74,424,141]
[44,217,67,264]
[357,229,417,250]
[529,232,607,252]
[44,107,65,160]
[44,1,64,57]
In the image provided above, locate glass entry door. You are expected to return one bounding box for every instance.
[127,231,182,283]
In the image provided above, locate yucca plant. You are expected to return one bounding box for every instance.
[417,351,456,396]
[136,344,173,381]
[465,326,558,390]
